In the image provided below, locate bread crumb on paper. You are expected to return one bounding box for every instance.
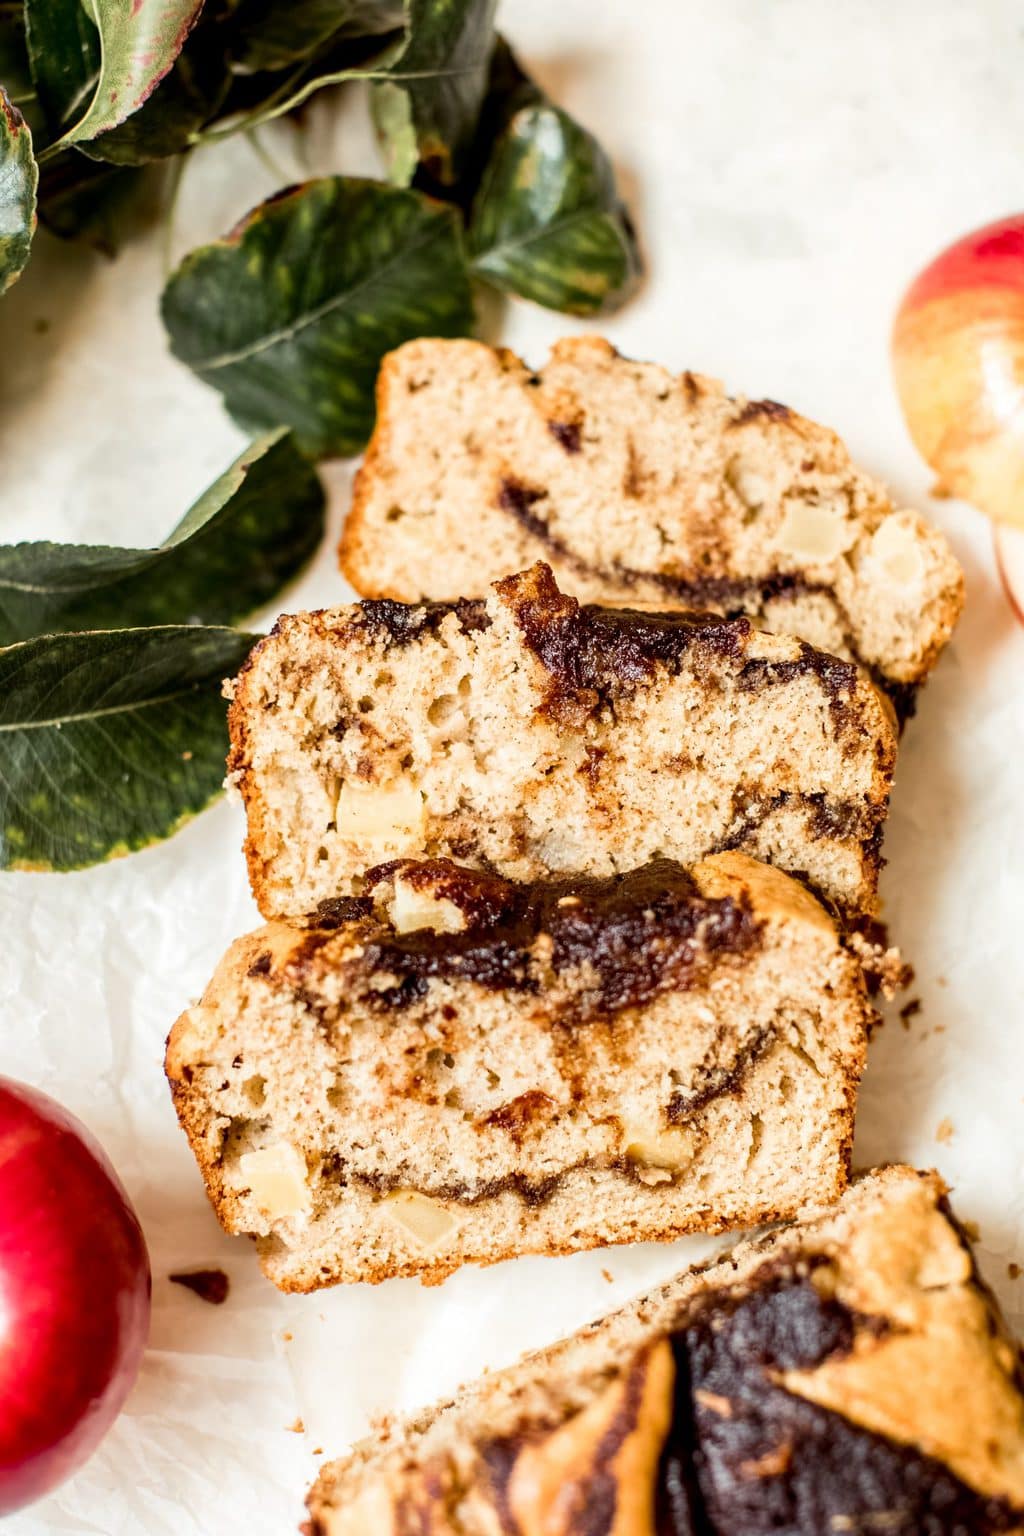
[899,997,921,1029]
[168,1268,229,1305]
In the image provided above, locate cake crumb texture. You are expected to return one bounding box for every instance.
[165,852,871,1290]
[227,563,897,924]
[342,336,964,698]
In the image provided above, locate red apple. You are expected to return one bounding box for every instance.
[892,215,1024,529]
[0,1077,151,1515]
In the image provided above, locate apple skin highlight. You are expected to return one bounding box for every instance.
[0,1077,151,1516]
[893,214,1024,532]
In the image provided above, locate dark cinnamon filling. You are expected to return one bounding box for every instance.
[358,595,489,645]
[493,564,748,723]
[665,1025,775,1120]
[307,857,764,1020]
[491,489,919,717]
[494,565,874,745]
[352,566,897,741]
[473,1263,1021,1536]
[306,1258,1020,1535]
[652,1267,1020,1535]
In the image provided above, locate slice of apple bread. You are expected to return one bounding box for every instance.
[165,852,871,1290]
[227,563,897,925]
[341,336,964,711]
[306,1166,1024,1535]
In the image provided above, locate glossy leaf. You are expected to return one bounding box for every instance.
[196,23,401,143]
[25,0,205,152]
[372,0,497,186]
[471,33,540,142]
[0,87,37,293]
[200,0,494,166]
[82,29,232,164]
[0,625,255,870]
[468,101,639,315]
[227,0,402,72]
[0,432,323,644]
[162,176,474,457]
[23,0,99,140]
[431,32,537,215]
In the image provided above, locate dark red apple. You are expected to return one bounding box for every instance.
[0,1077,151,1515]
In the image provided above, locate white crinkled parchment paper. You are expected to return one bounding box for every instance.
[3,2,1024,1530]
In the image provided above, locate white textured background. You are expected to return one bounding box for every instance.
[3,1,1024,1530]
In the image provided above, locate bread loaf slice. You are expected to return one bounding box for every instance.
[341,336,964,710]
[227,563,897,924]
[165,852,871,1290]
[306,1166,1024,1535]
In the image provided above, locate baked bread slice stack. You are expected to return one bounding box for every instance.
[306,1166,1024,1535]
[165,851,872,1290]
[227,562,897,925]
[341,336,964,711]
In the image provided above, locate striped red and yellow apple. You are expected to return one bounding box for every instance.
[892,213,1024,620]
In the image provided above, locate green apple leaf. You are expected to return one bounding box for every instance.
[162,176,474,458]
[0,625,255,870]
[0,432,323,644]
[0,87,37,293]
[197,23,402,144]
[468,99,640,315]
[23,0,99,139]
[371,0,497,186]
[81,28,232,164]
[197,0,494,175]
[25,0,206,153]
[227,0,402,72]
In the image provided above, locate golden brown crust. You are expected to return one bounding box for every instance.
[499,1338,674,1536]
[342,349,396,599]
[307,1168,1024,1535]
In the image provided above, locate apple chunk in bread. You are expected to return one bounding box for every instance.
[227,563,898,924]
[166,852,872,1290]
